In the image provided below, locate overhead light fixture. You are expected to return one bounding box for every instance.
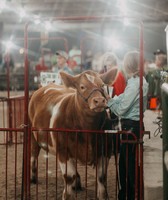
[0,1,6,10]
[19,48,24,54]
[105,36,122,51]
[117,0,128,15]
[44,21,52,31]
[34,15,41,25]
[123,18,130,26]
[19,9,26,18]
[3,40,15,51]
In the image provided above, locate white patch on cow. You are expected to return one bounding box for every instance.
[31,156,35,163]
[40,143,47,148]
[44,87,63,94]
[49,94,72,149]
[49,103,61,128]
[49,95,68,128]
[97,180,106,199]
[59,159,77,198]
[47,170,52,174]
[86,74,95,83]
[97,156,109,199]
[164,151,168,171]
[59,159,76,176]
[43,154,50,158]
[49,93,73,128]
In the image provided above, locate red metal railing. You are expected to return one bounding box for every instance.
[0,15,145,200]
[0,102,139,199]
[0,96,25,145]
[27,128,139,200]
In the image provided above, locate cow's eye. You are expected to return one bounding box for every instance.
[80,84,86,91]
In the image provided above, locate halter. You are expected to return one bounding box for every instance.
[77,87,108,103]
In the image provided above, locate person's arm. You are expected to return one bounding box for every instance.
[107,78,139,116]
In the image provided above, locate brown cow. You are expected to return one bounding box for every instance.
[28,68,118,200]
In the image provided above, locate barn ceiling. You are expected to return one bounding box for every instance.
[0,0,168,60]
[0,0,168,31]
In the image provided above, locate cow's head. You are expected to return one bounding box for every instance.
[59,68,118,112]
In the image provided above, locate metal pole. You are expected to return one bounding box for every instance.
[161,83,168,200]
[139,21,144,200]
[22,22,30,200]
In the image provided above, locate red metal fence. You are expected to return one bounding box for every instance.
[0,16,145,200]
[0,96,24,144]
[0,96,25,199]
[0,118,140,199]
[0,95,141,199]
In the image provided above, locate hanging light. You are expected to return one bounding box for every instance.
[3,40,15,51]
[117,0,128,15]
[19,9,26,18]
[44,21,52,31]
[19,48,24,54]
[34,15,41,25]
[106,36,122,50]
[0,1,6,11]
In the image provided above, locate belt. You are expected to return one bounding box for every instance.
[121,119,140,125]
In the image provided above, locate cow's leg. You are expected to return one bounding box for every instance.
[31,133,41,184]
[97,156,109,200]
[72,171,82,191]
[59,159,82,200]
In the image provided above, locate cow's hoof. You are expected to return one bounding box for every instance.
[72,183,83,192]
[72,176,83,191]
[30,177,37,184]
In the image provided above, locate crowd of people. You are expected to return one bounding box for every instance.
[0,52,15,73]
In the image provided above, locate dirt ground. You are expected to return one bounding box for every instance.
[0,143,117,200]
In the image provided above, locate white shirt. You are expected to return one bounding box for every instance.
[107,76,149,121]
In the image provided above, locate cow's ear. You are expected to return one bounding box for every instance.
[99,67,118,85]
[59,71,79,88]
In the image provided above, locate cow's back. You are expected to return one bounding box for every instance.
[29,83,75,128]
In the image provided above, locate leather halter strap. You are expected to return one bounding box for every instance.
[77,87,107,103]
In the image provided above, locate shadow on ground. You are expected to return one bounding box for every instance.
[145,186,163,200]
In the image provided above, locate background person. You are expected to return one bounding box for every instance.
[68,45,81,67]
[100,52,127,156]
[53,50,73,75]
[83,50,93,70]
[35,57,49,73]
[99,52,126,97]
[2,52,15,73]
[146,49,167,109]
[107,51,148,200]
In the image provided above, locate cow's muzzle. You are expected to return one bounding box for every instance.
[90,96,107,112]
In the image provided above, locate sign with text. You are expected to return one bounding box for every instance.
[40,72,61,87]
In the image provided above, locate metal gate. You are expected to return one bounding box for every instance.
[0,16,145,200]
[161,83,168,200]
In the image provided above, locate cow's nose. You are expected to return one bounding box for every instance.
[93,97,106,106]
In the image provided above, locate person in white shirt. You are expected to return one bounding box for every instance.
[108,51,148,200]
